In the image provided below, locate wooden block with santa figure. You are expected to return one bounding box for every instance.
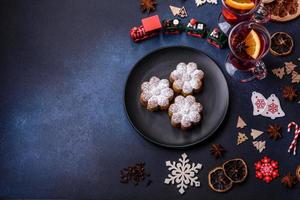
[207,27,227,49]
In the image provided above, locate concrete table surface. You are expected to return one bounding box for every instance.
[0,0,299,199]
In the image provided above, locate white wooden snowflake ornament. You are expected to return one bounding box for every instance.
[207,0,218,4]
[164,153,202,194]
[195,0,217,7]
[195,0,206,6]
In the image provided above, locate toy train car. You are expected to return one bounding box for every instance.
[186,18,207,38]
[130,15,162,43]
[207,28,228,49]
[130,25,159,43]
[162,18,185,35]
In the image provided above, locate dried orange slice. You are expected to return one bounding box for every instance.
[270,32,294,56]
[225,0,255,10]
[296,165,300,182]
[208,167,233,192]
[245,29,261,59]
[223,158,248,183]
[264,0,300,22]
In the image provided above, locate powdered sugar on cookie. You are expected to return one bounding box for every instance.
[168,95,203,130]
[170,62,204,96]
[140,76,174,111]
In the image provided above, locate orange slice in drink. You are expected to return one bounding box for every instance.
[225,0,255,10]
[244,29,261,59]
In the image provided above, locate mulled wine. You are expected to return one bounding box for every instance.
[218,0,269,35]
[222,0,259,24]
[225,21,271,82]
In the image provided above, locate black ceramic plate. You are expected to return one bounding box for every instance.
[124,46,229,148]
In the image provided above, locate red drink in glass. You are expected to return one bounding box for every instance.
[218,0,269,35]
[222,0,259,24]
[225,21,271,82]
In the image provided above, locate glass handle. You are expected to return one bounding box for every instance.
[252,4,270,24]
[240,60,267,83]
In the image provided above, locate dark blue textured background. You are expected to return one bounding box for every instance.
[0,0,299,199]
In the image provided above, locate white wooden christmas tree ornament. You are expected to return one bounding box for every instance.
[237,132,248,145]
[251,129,264,140]
[236,116,247,129]
[253,141,266,153]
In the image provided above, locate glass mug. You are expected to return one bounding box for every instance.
[218,0,270,35]
[225,21,271,82]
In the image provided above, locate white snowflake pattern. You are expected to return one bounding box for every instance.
[164,153,202,194]
[207,0,218,4]
[195,0,218,7]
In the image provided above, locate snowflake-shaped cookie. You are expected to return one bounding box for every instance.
[140,76,174,111]
[164,153,202,194]
[168,95,203,130]
[170,62,204,96]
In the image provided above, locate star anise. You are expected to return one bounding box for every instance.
[210,144,226,159]
[235,40,247,55]
[281,172,298,188]
[140,0,157,13]
[267,124,282,140]
[120,162,151,185]
[282,85,297,101]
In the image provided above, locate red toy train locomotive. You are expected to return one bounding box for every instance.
[130,15,162,42]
